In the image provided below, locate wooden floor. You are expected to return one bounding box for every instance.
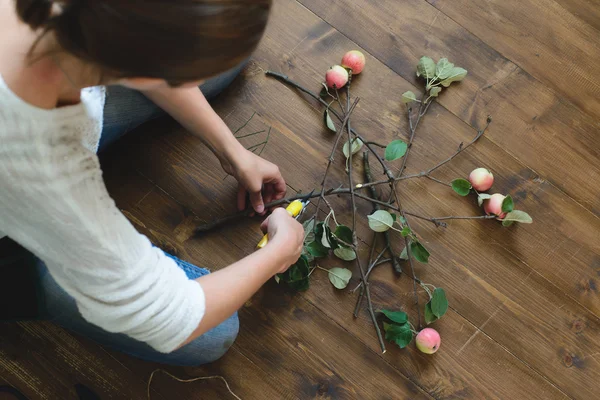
[2,0,600,398]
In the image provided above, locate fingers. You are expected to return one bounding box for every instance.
[271,172,287,201]
[263,184,275,208]
[249,189,265,214]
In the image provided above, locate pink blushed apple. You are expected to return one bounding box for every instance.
[325,65,349,89]
[469,168,494,192]
[341,50,366,74]
[416,328,441,354]
[483,193,507,219]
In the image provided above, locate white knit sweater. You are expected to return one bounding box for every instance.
[0,75,205,353]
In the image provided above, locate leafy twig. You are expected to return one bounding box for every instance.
[404,211,496,227]
[344,80,386,353]
[310,98,360,223]
[266,71,393,179]
[402,216,422,330]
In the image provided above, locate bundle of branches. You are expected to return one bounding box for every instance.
[197,54,532,354]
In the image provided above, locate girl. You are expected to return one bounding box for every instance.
[0,0,304,366]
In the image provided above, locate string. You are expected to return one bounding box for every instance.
[147,369,242,400]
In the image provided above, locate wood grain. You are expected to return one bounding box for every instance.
[0,322,158,400]
[426,0,600,118]
[102,108,573,398]
[4,0,600,398]
[298,0,600,213]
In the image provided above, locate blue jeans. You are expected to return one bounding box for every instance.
[13,62,247,366]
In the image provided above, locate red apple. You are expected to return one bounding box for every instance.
[341,50,366,74]
[416,328,441,354]
[325,65,349,89]
[483,193,507,219]
[469,168,494,192]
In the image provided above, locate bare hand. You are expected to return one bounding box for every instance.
[260,208,304,272]
[222,150,286,215]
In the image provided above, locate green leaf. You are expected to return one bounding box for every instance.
[316,223,336,250]
[391,213,398,223]
[280,255,310,291]
[379,309,408,324]
[321,226,331,248]
[368,210,395,232]
[502,210,533,224]
[410,241,430,264]
[385,140,408,161]
[424,302,438,325]
[501,195,514,213]
[416,56,436,79]
[478,193,492,207]
[328,267,352,289]
[399,247,409,260]
[324,109,336,132]
[440,67,468,87]
[319,86,329,98]
[343,138,364,158]
[399,215,407,225]
[306,241,329,258]
[429,86,442,97]
[431,288,448,318]
[401,226,411,237]
[451,178,472,196]
[401,90,417,103]
[334,225,353,245]
[383,322,413,349]
[435,58,455,79]
[303,219,315,243]
[333,246,357,261]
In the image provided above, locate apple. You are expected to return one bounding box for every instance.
[415,328,441,354]
[469,168,494,192]
[483,193,507,219]
[325,65,349,89]
[341,50,366,74]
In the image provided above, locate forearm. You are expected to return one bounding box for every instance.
[143,86,243,163]
[179,241,288,347]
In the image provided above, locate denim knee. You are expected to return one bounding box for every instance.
[166,312,240,367]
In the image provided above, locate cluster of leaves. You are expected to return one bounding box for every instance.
[451,180,533,225]
[402,57,467,105]
[380,288,448,347]
[277,215,355,292]
[367,210,430,263]
[379,310,413,348]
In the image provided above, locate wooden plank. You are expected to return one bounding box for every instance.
[102,116,575,398]
[105,174,430,399]
[0,322,156,400]
[425,0,600,118]
[297,0,600,213]
[97,0,600,397]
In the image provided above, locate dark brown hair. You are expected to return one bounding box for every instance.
[16,0,272,85]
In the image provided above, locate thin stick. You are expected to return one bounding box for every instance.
[310,98,360,222]
[266,71,392,178]
[402,216,421,330]
[147,369,241,400]
[234,112,256,135]
[354,232,378,317]
[345,81,386,354]
[404,211,496,226]
[235,129,266,139]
